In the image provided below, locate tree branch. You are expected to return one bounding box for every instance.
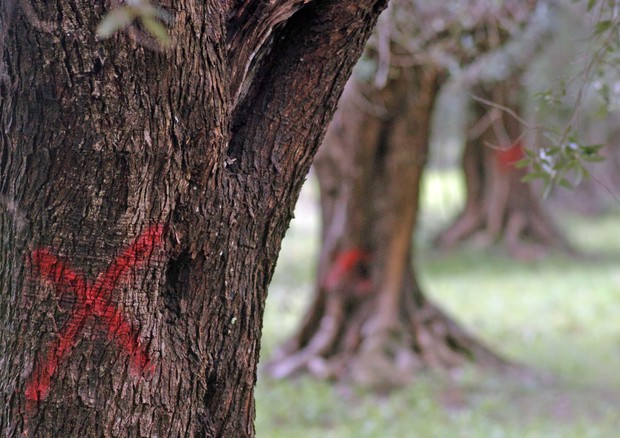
[226,0,312,106]
[227,0,388,179]
[448,0,558,89]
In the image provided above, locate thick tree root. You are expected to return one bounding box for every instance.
[435,200,573,260]
[265,295,507,389]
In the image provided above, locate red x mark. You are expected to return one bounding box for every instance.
[324,248,372,296]
[495,140,525,173]
[25,225,164,402]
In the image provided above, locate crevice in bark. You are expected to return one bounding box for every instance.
[435,79,572,260]
[163,250,191,321]
[226,0,313,105]
[267,69,506,389]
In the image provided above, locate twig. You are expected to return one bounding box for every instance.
[592,175,620,207]
[470,93,532,129]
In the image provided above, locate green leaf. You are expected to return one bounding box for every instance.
[582,166,591,180]
[595,20,613,35]
[542,181,554,199]
[574,166,584,186]
[515,158,530,169]
[588,0,597,11]
[582,154,606,162]
[559,178,573,190]
[581,144,604,154]
[97,7,135,39]
[141,16,171,46]
[521,171,547,183]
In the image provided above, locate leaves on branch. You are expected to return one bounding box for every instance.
[521,0,620,193]
[519,136,604,197]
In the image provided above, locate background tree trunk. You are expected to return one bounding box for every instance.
[435,78,571,259]
[267,67,503,388]
[0,0,387,436]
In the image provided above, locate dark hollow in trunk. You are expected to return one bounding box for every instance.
[435,80,571,260]
[267,69,504,388]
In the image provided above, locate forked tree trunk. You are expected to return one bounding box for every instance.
[435,80,571,259]
[267,68,503,388]
[0,0,387,436]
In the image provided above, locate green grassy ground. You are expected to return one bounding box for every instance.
[256,170,620,437]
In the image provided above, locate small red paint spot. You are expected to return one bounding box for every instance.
[25,225,164,405]
[325,248,372,295]
[495,141,525,172]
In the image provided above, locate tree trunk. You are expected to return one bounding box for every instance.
[267,67,503,388]
[435,79,571,259]
[0,0,387,436]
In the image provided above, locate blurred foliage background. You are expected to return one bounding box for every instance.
[256,0,620,436]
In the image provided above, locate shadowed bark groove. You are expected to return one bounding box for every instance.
[267,69,505,388]
[435,79,572,260]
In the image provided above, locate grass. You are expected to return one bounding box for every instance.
[256,169,620,437]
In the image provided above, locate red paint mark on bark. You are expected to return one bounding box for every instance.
[495,140,525,172]
[325,248,372,295]
[25,225,163,404]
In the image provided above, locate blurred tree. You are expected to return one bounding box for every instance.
[433,0,586,258]
[267,70,503,387]
[0,0,387,436]
[454,0,620,233]
[266,0,553,385]
[435,76,572,259]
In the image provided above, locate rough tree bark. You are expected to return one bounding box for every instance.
[0,0,387,436]
[267,67,503,388]
[435,79,571,259]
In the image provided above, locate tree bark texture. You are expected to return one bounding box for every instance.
[267,67,503,388]
[0,0,387,436]
[435,79,571,259]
